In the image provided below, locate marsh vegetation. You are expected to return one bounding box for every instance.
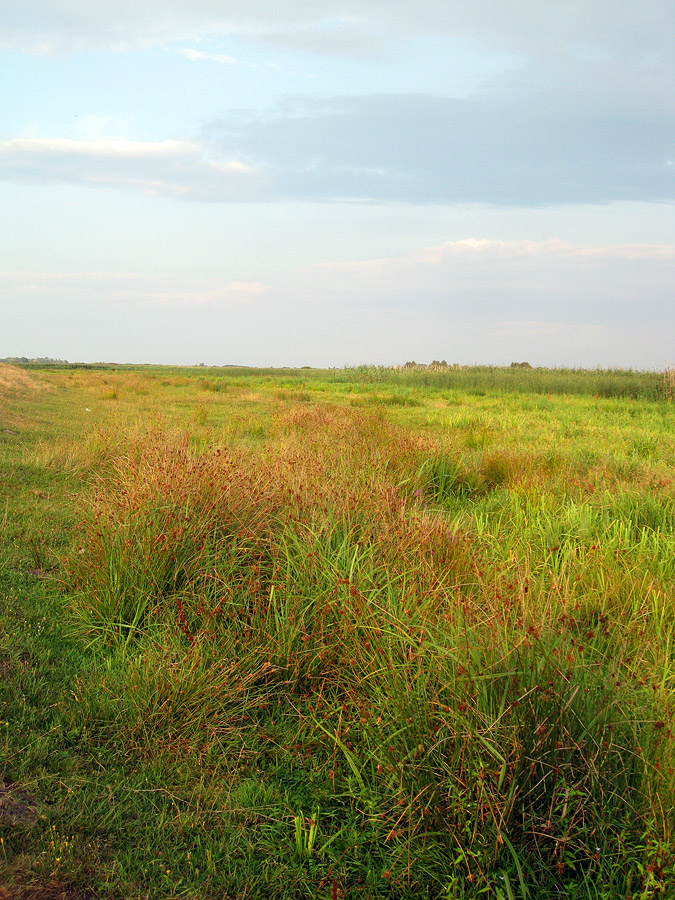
[0,363,673,898]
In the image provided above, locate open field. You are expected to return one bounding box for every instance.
[0,363,674,899]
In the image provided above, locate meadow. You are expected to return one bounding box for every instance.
[0,362,673,899]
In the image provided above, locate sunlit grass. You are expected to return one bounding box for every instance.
[1,363,673,898]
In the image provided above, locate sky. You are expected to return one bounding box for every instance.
[0,1,673,368]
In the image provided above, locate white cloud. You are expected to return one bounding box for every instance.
[311,238,675,278]
[0,270,270,307]
[0,136,263,200]
[294,239,675,336]
[1,1,672,61]
[178,47,237,64]
[1,137,200,158]
[147,280,269,305]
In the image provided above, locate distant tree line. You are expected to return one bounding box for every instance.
[401,361,534,369]
[0,356,69,365]
[403,360,454,369]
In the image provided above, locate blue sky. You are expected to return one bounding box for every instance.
[1,1,673,367]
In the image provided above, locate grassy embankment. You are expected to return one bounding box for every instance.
[0,363,674,899]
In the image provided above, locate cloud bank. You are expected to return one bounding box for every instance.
[2,2,671,207]
[206,88,673,205]
[1,83,670,206]
[2,240,672,367]
[2,0,673,62]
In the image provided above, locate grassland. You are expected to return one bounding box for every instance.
[0,363,673,899]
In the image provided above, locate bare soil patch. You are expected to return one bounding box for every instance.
[0,780,40,827]
[0,881,96,899]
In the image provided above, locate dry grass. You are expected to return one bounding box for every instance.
[0,365,54,395]
[664,368,675,401]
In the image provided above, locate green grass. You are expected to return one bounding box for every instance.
[0,363,673,899]
[16,360,673,401]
